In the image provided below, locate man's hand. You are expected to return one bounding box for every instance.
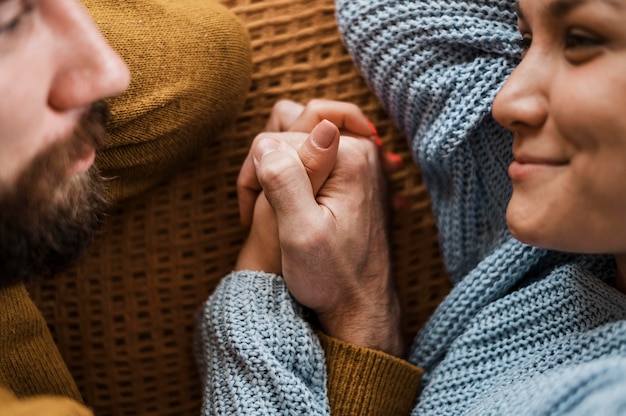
[235,121,341,274]
[236,99,383,274]
[241,120,403,356]
[238,99,386,226]
[235,100,404,356]
[236,99,403,275]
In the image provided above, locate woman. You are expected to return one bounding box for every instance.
[198,0,626,414]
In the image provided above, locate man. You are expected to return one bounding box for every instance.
[0,0,254,412]
[0,0,129,412]
[0,0,130,283]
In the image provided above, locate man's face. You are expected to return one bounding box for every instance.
[0,0,129,285]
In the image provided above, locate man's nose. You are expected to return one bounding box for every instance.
[47,0,130,112]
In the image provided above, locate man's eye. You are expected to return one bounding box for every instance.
[0,2,33,37]
[0,15,22,34]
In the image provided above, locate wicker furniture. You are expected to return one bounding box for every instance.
[29,0,450,414]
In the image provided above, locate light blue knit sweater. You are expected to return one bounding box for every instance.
[196,1,626,414]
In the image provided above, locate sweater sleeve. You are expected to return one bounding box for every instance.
[318,333,423,416]
[335,0,519,151]
[0,284,81,401]
[81,0,252,201]
[195,272,331,415]
[0,387,92,416]
[195,273,424,416]
[335,0,523,280]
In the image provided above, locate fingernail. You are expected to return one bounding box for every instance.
[253,137,280,163]
[366,118,383,148]
[366,118,378,136]
[312,120,338,149]
[388,152,403,165]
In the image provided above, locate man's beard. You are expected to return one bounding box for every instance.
[0,101,110,287]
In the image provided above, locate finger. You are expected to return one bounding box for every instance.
[238,131,312,226]
[365,118,384,149]
[264,99,305,132]
[362,118,403,175]
[252,138,321,234]
[297,120,340,195]
[237,148,263,227]
[288,99,373,139]
[382,151,404,173]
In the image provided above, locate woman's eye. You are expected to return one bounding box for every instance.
[565,32,602,49]
[564,30,604,63]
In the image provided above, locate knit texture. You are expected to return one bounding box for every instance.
[0,285,81,401]
[195,272,330,415]
[197,0,626,414]
[337,0,521,282]
[82,0,252,200]
[196,273,424,416]
[318,332,423,416]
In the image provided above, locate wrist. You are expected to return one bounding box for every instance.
[318,294,404,357]
[235,233,281,274]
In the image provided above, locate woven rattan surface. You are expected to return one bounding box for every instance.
[28,0,450,414]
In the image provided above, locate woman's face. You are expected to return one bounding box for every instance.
[492,0,626,255]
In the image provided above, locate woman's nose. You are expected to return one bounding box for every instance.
[492,50,550,133]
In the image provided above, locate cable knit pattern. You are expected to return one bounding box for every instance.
[195,272,330,415]
[196,0,626,414]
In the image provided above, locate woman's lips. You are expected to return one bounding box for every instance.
[508,158,568,182]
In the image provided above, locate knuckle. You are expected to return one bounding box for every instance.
[257,155,300,187]
[304,99,335,120]
[251,131,272,146]
[344,102,361,114]
[235,173,246,190]
[339,137,375,166]
[273,99,298,114]
[306,98,326,110]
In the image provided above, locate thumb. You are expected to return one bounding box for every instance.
[298,120,340,195]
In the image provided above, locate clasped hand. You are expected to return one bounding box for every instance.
[235,99,403,356]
